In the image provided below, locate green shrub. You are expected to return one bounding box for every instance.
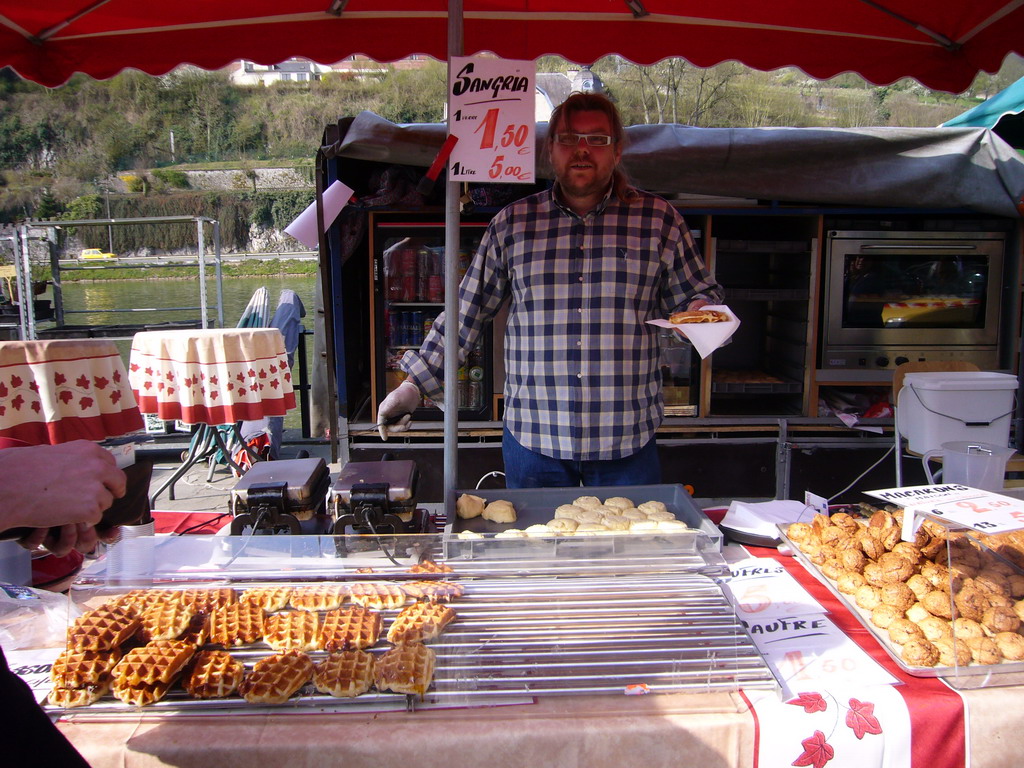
[151,168,190,189]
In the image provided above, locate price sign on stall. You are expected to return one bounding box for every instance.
[448,56,535,184]
[865,484,1024,537]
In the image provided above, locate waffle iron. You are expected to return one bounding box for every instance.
[329,459,428,536]
[229,457,333,534]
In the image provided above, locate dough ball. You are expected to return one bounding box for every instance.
[457,530,483,540]
[603,497,634,510]
[482,499,517,524]
[638,501,668,515]
[575,508,605,524]
[545,518,578,533]
[620,509,647,522]
[456,493,486,519]
[600,514,630,531]
[629,520,660,533]
[554,504,585,520]
[658,519,692,532]
[524,524,554,538]
[575,523,609,535]
[494,528,526,539]
[573,496,603,509]
[644,510,677,522]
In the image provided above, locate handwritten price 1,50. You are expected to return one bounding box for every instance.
[475,108,529,150]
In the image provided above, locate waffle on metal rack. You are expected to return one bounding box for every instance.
[182,650,246,699]
[262,610,320,652]
[137,601,196,642]
[348,582,407,610]
[374,643,436,697]
[386,602,456,645]
[205,601,266,647]
[318,605,383,652]
[289,584,348,612]
[400,580,464,602]
[240,586,293,612]
[313,650,375,698]
[179,587,237,614]
[239,651,314,704]
[113,640,197,686]
[111,676,174,707]
[50,647,122,690]
[408,560,454,574]
[68,606,141,651]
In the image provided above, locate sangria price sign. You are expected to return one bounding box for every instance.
[448,56,535,184]
[864,484,1024,537]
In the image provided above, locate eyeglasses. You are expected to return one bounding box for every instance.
[553,132,616,147]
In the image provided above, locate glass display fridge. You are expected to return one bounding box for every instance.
[369,212,494,421]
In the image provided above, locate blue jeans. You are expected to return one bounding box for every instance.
[502,427,662,488]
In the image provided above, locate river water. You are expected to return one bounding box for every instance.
[56,275,319,431]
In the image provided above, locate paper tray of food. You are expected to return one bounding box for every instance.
[779,517,1024,680]
[444,484,722,562]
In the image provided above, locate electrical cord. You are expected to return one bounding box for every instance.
[475,470,505,489]
[826,443,895,505]
[175,512,232,536]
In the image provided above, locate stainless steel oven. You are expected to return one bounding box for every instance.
[822,230,1006,372]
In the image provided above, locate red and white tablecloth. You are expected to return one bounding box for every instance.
[128,328,296,425]
[0,339,143,445]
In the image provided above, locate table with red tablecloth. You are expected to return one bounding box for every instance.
[128,328,295,503]
[0,338,142,444]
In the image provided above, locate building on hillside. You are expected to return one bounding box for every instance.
[535,66,607,121]
[230,59,332,86]
[231,55,435,86]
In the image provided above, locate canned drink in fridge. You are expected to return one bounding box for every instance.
[400,247,418,300]
[409,311,423,346]
[468,381,482,409]
[423,316,434,340]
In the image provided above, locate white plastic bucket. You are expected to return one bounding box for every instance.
[896,371,1017,455]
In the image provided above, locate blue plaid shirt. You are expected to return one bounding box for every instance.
[401,185,723,461]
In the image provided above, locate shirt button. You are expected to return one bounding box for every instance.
[577,340,581,346]
[577,373,582,378]
[578,308,582,313]
[578,275,583,282]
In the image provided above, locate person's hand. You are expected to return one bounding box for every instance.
[377,380,422,440]
[687,298,710,311]
[18,522,119,559]
[0,441,126,553]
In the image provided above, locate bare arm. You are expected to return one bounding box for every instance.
[0,441,127,556]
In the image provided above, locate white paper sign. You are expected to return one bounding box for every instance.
[743,613,900,697]
[864,484,1024,536]
[6,648,62,705]
[448,56,535,184]
[284,180,354,248]
[723,557,825,619]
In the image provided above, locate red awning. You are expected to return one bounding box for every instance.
[0,1,1021,92]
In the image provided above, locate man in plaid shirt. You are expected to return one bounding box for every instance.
[379,93,722,488]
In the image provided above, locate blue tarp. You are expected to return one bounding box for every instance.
[943,78,1024,148]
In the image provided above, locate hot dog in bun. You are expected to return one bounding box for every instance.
[668,309,729,324]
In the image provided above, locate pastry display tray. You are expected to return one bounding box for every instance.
[48,568,777,717]
[779,524,1024,679]
[445,484,722,564]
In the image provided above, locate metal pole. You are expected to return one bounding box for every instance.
[443,0,464,520]
[212,219,224,327]
[197,219,209,328]
[16,224,34,339]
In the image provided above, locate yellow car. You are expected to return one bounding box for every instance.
[80,248,116,260]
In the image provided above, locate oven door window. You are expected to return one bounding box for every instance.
[843,253,988,329]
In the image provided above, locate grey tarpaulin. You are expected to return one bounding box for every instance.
[329,111,1024,218]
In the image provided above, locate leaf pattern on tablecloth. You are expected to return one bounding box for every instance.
[845,699,882,740]
[792,730,834,768]
[789,692,827,713]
